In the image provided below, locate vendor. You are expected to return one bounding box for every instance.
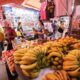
[44,20,53,40]
[32,28,39,39]
[32,20,45,40]
[37,20,44,39]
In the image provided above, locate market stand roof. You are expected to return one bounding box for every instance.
[0,0,24,6]
[22,0,41,10]
[0,0,41,10]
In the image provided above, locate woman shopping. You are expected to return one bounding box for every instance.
[55,21,65,39]
[3,14,16,50]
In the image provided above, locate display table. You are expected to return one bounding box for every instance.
[15,64,29,80]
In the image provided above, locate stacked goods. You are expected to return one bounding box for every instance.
[14,45,50,79]
[20,48,39,78]
[63,50,80,78]
[51,36,79,54]
[13,48,28,64]
[7,56,15,74]
[47,52,63,70]
[42,70,70,80]
[71,43,80,49]
[42,70,77,80]
[2,50,15,74]
[13,36,80,79]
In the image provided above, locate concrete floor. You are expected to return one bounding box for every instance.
[0,62,8,80]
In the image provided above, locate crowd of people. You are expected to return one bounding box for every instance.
[0,12,69,60]
[30,19,68,40]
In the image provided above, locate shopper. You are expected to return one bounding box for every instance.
[16,28,22,38]
[3,27,16,50]
[2,14,16,50]
[17,22,24,37]
[55,21,65,39]
[62,23,69,38]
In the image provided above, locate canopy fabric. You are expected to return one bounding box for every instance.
[75,0,80,5]
[40,0,74,20]
[74,5,80,16]
[54,0,73,17]
[0,0,24,6]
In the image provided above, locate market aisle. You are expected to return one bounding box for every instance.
[0,62,8,80]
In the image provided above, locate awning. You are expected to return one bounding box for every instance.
[0,0,24,6]
[22,0,41,10]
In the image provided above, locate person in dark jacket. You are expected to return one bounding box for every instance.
[46,0,55,20]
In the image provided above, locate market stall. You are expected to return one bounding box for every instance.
[13,36,80,80]
[0,0,80,80]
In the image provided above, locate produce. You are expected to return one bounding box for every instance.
[71,78,77,80]
[63,49,80,77]
[47,52,63,70]
[18,45,49,79]
[47,52,62,58]
[13,48,28,64]
[30,71,40,78]
[42,70,69,80]
[71,43,80,49]
[2,50,15,74]
[22,70,30,77]
[68,67,80,77]
[22,56,37,61]
[20,62,37,70]
[13,36,80,79]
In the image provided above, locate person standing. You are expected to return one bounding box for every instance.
[44,20,53,40]
[3,26,16,50]
[17,22,24,37]
[62,24,69,38]
[3,14,16,50]
[55,21,64,39]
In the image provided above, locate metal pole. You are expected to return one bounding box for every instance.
[66,0,68,15]
[68,0,75,35]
